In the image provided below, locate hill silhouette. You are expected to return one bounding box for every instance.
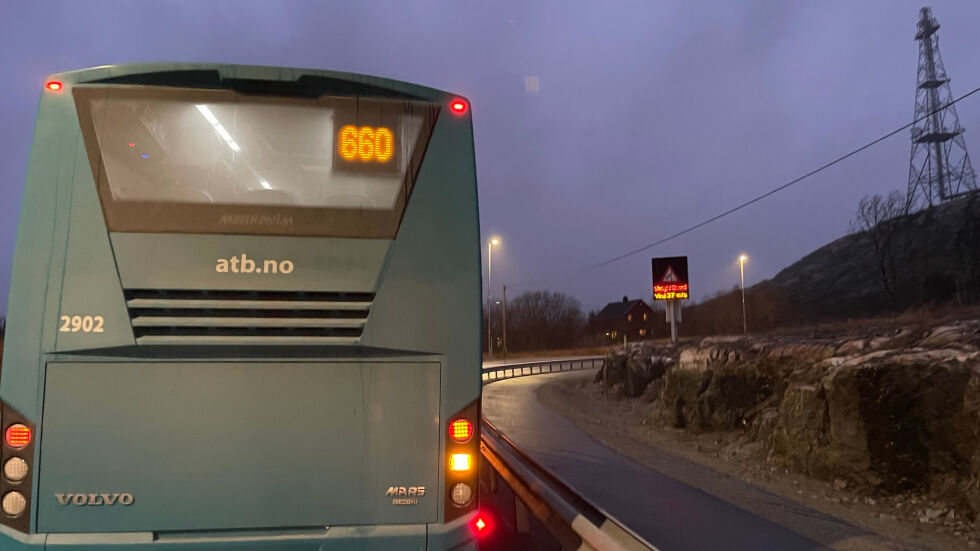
[682,192,980,336]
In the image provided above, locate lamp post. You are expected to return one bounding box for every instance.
[502,285,508,364]
[739,254,748,335]
[487,238,500,359]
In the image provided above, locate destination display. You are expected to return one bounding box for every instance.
[651,256,690,300]
[337,125,395,163]
[332,114,402,175]
[75,85,438,238]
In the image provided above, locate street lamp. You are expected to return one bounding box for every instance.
[487,238,500,359]
[739,254,748,335]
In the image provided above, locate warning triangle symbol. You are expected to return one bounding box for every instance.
[661,266,679,283]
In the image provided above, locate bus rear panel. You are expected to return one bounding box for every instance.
[0,64,481,550]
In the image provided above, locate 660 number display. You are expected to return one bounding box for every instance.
[338,125,394,163]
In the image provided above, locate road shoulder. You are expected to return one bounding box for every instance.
[536,370,974,551]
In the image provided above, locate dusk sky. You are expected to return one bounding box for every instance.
[2,1,979,314]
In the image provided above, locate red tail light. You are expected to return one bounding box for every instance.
[4,425,30,449]
[45,81,63,92]
[473,514,492,537]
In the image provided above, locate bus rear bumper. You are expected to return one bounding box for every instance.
[0,515,479,550]
[0,524,45,548]
[425,512,480,551]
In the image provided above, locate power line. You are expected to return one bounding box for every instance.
[582,84,980,270]
[505,84,980,290]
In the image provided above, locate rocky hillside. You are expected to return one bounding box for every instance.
[594,320,980,522]
[682,193,980,334]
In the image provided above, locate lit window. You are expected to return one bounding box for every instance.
[639,329,647,336]
[611,331,617,339]
[643,313,648,321]
[627,314,632,322]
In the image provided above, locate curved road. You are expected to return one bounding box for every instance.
[482,369,873,551]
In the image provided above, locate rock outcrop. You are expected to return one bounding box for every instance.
[593,345,673,399]
[594,320,980,516]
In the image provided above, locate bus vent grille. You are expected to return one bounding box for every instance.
[123,289,373,345]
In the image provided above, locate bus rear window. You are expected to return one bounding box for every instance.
[74,86,438,238]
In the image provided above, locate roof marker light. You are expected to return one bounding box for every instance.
[45,81,63,92]
[449,98,468,115]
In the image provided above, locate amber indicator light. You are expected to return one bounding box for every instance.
[449,453,472,472]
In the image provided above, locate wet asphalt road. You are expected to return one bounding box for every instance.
[481,370,841,551]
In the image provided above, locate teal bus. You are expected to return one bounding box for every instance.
[0,64,483,550]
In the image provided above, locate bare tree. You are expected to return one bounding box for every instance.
[851,191,906,300]
[505,290,585,351]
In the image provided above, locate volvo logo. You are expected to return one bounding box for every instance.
[55,493,135,506]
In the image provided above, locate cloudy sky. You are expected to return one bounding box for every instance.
[1,1,978,314]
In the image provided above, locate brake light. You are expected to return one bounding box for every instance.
[449,419,474,442]
[4,425,30,449]
[44,81,63,92]
[450,453,472,472]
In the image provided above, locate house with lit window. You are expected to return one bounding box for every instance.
[589,296,656,343]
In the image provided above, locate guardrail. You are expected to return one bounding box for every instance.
[480,418,658,551]
[481,356,604,385]
[478,356,656,550]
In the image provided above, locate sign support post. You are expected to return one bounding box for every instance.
[665,299,679,344]
[502,285,508,363]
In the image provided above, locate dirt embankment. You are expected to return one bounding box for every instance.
[593,321,980,534]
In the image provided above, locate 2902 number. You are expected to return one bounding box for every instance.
[59,315,104,333]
